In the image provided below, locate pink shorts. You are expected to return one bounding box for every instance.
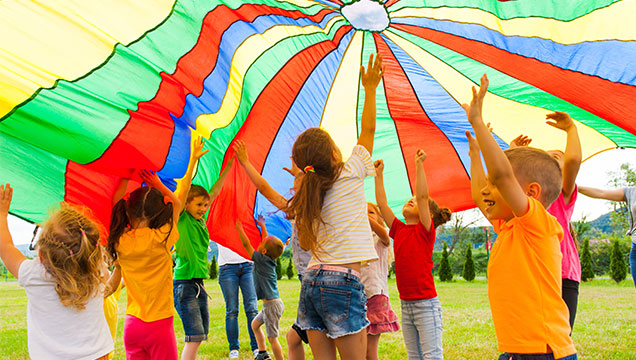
[366,294,400,335]
[124,315,177,360]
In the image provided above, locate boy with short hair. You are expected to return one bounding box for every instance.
[236,216,285,360]
[464,74,577,360]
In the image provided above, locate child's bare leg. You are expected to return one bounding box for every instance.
[366,334,380,360]
[286,327,305,360]
[307,330,337,360]
[181,341,201,360]
[334,329,367,360]
[268,336,284,360]
[252,318,268,351]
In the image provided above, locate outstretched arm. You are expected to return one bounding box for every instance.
[112,178,129,207]
[466,132,493,225]
[236,221,255,258]
[103,262,122,299]
[546,112,581,201]
[578,186,625,202]
[234,140,287,210]
[369,217,390,247]
[357,53,385,155]
[178,136,210,212]
[140,170,182,225]
[414,150,432,231]
[209,156,234,202]
[464,75,528,217]
[374,160,396,228]
[0,184,26,278]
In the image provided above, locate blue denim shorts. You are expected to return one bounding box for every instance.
[174,279,209,342]
[297,266,369,339]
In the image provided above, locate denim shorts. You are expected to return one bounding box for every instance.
[498,353,578,360]
[297,266,369,339]
[174,279,209,342]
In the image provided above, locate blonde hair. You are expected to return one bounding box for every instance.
[38,204,105,311]
[504,147,562,208]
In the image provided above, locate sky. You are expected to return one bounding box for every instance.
[7,147,636,246]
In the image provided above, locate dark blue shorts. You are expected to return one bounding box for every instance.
[174,279,209,342]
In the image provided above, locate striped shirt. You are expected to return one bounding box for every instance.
[307,145,378,267]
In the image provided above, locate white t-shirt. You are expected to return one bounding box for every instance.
[307,145,379,267]
[18,259,113,360]
[217,243,252,266]
[361,233,390,298]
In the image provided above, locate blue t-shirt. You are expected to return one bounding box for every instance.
[252,251,279,300]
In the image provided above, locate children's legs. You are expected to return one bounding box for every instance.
[181,342,201,360]
[333,328,367,360]
[286,327,305,360]
[410,298,443,360]
[401,301,423,360]
[561,279,579,332]
[239,262,260,351]
[252,317,268,351]
[307,330,337,360]
[124,315,178,360]
[268,337,284,360]
[366,334,381,360]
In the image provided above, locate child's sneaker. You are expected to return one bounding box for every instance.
[254,351,271,360]
[229,350,239,359]
[253,349,259,358]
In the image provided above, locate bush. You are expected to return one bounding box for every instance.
[462,246,475,281]
[388,260,395,279]
[438,242,453,282]
[580,237,594,282]
[209,255,218,280]
[610,239,627,283]
[276,257,283,280]
[286,258,294,279]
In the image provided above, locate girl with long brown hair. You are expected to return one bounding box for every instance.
[286,53,384,360]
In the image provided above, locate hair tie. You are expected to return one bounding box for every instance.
[303,165,315,173]
[69,250,73,255]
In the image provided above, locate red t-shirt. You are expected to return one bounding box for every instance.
[390,219,437,301]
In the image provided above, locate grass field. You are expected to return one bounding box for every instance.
[0,278,634,359]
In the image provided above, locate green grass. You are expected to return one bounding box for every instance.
[0,278,635,359]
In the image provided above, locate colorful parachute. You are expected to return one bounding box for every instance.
[1,0,635,257]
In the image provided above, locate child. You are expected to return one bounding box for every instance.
[107,170,181,360]
[374,151,451,360]
[236,217,285,360]
[233,140,311,360]
[173,136,232,360]
[465,74,577,360]
[362,203,401,360]
[0,184,113,360]
[510,111,583,331]
[285,53,384,360]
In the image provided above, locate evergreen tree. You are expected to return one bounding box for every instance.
[580,237,595,282]
[209,255,218,280]
[439,241,453,282]
[276,257,283,280]
[462,246,475,281]
[610,239,627,283]
[286,258,295,279]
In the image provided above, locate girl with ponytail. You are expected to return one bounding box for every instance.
[0,184,113,360]
[107,170,181,360]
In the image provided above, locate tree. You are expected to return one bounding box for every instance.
[209,255,218,280]
[580,237,594,281]
[438,241,453,282]
[286,258,294,279]
[462,246,475,281]
[610,239,627,283]
[571,216,591,242]
[276,257,283,280]
[441,210,480,255]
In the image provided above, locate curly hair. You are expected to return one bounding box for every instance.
[37,204,105,311]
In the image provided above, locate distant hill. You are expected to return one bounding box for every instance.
[587,210,618,234]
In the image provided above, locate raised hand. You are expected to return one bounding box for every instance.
[139,170,163,188]
[283,156,301,177]
[465,131,480,154]
[0,184,13,216]
[360,53,385,91]
[192,135,209,160]
[510,134,532,148]
[374,159,384,176]
[546,111,574,131]
[233,140,248,164]
[415,149,427,164]
[462,74,489,125]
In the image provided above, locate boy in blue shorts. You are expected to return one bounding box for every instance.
[236,216,285,360]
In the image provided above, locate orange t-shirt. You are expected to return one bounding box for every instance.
[489,197,575,358]
[117,224,178,322]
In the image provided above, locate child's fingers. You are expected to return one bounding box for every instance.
[368,53,374,73]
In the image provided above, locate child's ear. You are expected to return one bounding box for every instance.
[524,182,542,201]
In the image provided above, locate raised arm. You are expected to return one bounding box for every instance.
[373,160,396,228]
[546,112,581,202]
[256,215,269,241]
[103,262,122,299]
[140,170,181,225]
[369,217,390,247]
[466,132,493,225]
[112,178,130,207]
[578,186,625,202]
[415,149,432,231]
[234,140,287,210]
[178,136,210,211]
[209,156,233,201]
[357,53,385,155]
[464,74,528,217]
[235,221,255,258]
[0,184,26,278]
